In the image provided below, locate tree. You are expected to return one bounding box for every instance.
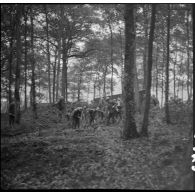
[45,5,52,103]
[14,4,23,124]
[30,7,37,119]
[165,4,171,124]
[122,4,139,139]
[140,4,156,136]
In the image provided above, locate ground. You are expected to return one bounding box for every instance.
[1,107,193,190]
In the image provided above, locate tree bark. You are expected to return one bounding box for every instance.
[165,4,171,124]
[155,46,159,99]
[56,37,61,101]
[108,21,114,97]
[173,38,177,99]
[143,4,149,89]
[186,9,190,100]
[30,7,37,119]
[53,48,57,103]
[8,8,14,109]
[45,5,52,103]
[24,7,28,110]
[14,5,23,124]
[140,4,156,136]
[123,4,139,139]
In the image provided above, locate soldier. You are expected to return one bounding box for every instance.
[72,107,82,129]
[56,96,65,122]
[9,101,15,128]
[88,108,96,126]
[81,106,88,128]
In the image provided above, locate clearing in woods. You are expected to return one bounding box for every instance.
[1,107,192,190]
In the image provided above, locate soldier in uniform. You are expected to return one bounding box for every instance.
[9,101,15,128]
[72,107,82,129]
[56,97,65,122]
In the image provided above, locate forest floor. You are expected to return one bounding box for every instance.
[1,107,193,190]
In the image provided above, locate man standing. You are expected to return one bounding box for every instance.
[56,97,65,122]
[9,101,15,128]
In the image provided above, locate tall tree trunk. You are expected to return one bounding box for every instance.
[103,65,108,98]
[181,79,184,101]
[108,21,114,97]
[56,38,61,101]
[30,7,37,119]
[45,5,51,103]
[155,46,159,99]
[14,5,23,124]
[140,4,156,136]
[77,71,82,102]
[53,48,57,103]
[8,9,14,109]
[165,4,171,124]
[186,9,190,100]
[143,4,149,89]
[134,20,140,113]
[123,4,139,139]
[173,38,177,99]
[119,27,124,95]
[24,7,28,110]
[61,42,66,100]
[161,41,165,107]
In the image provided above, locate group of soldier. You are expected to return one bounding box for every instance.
[55,97,123,129]
[8,93,159,129]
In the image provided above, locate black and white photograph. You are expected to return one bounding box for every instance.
[1,2,194,191]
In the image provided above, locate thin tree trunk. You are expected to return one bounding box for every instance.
[119,27,124,95]
[161,71,164,108]
[123,4,139,139]
[30,7,37,119]
[143,4,149,89]
[165,4,171,124]
[108,21,114,97]
[8,9,14,109]
[173,38,177,99]
[24,7,28,110]
[45,5,51,103]
[77,71,82,102]
[56,38,61,101]
[53,48,57,103]
[140,4,156,136]
[14,5,23,124]
[103,65,108,98]
[155,46,159,99]
[186,9,190,100]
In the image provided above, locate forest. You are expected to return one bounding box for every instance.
[1,4,194,190]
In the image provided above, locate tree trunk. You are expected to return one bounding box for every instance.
[14,5,23,124]
[165,4,171,124]
[56,37,61,101]
[30,7,37,119]
[24,7,28,110]
[61,42,66,100]
[119,27,124,95]
[103,65,108,98]
[53,48,57,103]
[186,9,190,100]
[108,21,114,97]
[8,9,14,109]
[140,4,156,136]
[143,4,149,89]
[123,4,139,139]
[155,46,159,99]
[77,71,82,102]
[173,38,177,99]
[45,5,52,103]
